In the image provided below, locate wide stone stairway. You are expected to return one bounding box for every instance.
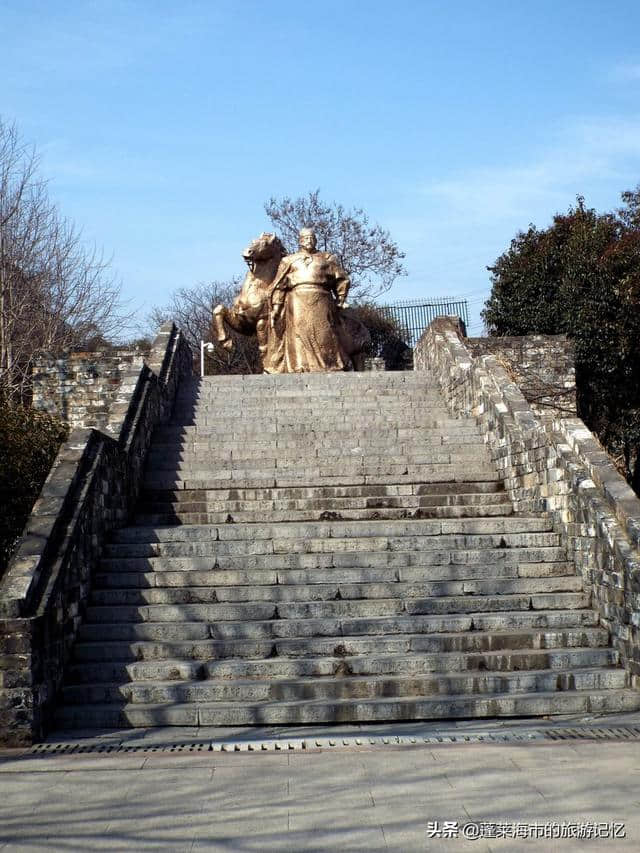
[56,372,639,728]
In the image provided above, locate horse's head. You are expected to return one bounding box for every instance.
[242,232,286,267]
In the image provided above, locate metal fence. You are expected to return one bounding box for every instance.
[378,297,469,348]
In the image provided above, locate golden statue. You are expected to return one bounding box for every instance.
[213,229,370,374]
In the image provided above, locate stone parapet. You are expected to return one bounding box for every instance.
[414,316,640,682]
[0,323,192,745]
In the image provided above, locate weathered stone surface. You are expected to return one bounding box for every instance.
[0,323,192,745]
[6,325,639,740]
[466,335,576,418]
[414,316,640,683]
[48,366,640,731]
[32,349,146,431]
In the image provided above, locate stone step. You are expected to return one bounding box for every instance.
[142,468,502,491]
[150,436,487,454]
[54,688,640,728]
[174,402,452,413]
[159,417,479,430]
[140,481,508,504]
[178,389,447,398]
[99,546,569,573]
[149,458,494,477]
[175,402,451,417]
[152,429,484,444]
[174,387,442,399]
[192,371,424,381]
[177,400,447,413]
[177,384,437,392]
[112,517,552,544]
[172,419,456,432]
[143,463,501,480]
[65,646,618,684]
[82,592,592,627]
[103,531,561,559]
[184,382,432,392]
[154,421,476,437]
[180,387,433,397]
[176,383,441,394]
[178,382,436,395]
[150,458,495,477]
[178,418,456,430]
[178,383,438,394]
[72,623,607,663]
[183,387,432,396]
[177,412,452,425]
[61,666,628,706]
[150,434,488,451]
[134,491,513,518]
[146,449,491,470]
[90,576,584,605]
[133,504,514,525]
[177,416,456,429]
[77,608,598,643]
[94,562,577,590]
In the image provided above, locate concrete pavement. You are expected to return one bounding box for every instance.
[2,715,640,851]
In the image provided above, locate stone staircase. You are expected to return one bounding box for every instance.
[55,371,639,728]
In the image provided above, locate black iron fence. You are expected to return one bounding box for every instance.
[378,297,469,348]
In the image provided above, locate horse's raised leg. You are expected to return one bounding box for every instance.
[213,303,257,350]
[212,304,234,350]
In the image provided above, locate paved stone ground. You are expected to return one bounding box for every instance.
[2,715,640,851]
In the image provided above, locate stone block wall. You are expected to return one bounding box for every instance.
[32,350,146,431]
[0,324,192,745]
[415,316,640,684]
[466,335,576,419]
[363,357,386,371]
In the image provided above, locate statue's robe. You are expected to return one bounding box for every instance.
[270,251,352,373]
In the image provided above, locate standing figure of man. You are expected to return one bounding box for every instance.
[270,228,353,372]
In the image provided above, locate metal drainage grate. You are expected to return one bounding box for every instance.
[31,741,211,755]
[544,726,640,741]
[28,725,640,756]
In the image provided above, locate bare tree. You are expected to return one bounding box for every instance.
[0,118,126,402]
[264,189,406,300]
[149,280,262,374]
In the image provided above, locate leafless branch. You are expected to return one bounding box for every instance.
[0,118,127,402]
[265,190,406,300]
[148,278,261,374]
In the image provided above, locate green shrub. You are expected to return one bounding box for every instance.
[483,193,640,493]
[0,400,68,574]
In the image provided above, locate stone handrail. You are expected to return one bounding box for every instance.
[415,316,640,684]
[0,322,192,745]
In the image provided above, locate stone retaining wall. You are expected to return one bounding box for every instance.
[32,350,146,431]
[466,334,576,419]
[415,316,640,684]
[0,323,192,745]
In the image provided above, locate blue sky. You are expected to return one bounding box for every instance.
[3,0,640,335]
